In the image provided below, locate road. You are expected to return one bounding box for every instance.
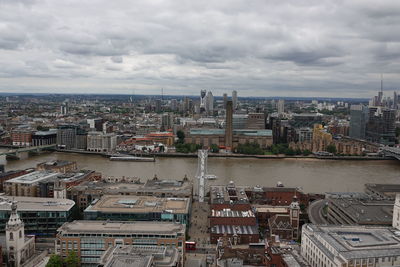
[308,199,328,224]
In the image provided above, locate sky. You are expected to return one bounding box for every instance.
[0,0,399,98]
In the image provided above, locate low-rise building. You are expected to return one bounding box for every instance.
[56,220,185,266]
[365,183,400,200]
[36,160,77,173]
[0,196,75,235]
[69,177,192,213]
[327,193,393,226]
[83,195,190,225]
[32,130,57,146]
[301,224,400,267]
[210,181,251,211]
[98,245,181,267]
[4,171,60,197]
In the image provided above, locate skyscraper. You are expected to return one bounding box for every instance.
[206,91,214,115]
[200,90,207,113]
[349,105,368,139]
[277,99,285,114]
[232,90,238,110]
[225,100,233,149]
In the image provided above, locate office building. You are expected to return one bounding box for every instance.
[210,182,251,211]
[87,118,103,131]
[326,193,393,226]
[57,125,78,149]
[69,178,192,213]
[83,195,190,225]
[206,91,214,115]
[232,90,238,110]
[98,245,181,267]
[301,224,400,267]
[200,90,207,113]
[277,99,285,114]
[87,132,117,152]
[31,130,57,146]
[0,196,75,235]
[223,93,228,109]
[11,129,33,147]
[366,108,396,145]
[349,105,368,139]
[4,171,60,197]
[56,220,185,266]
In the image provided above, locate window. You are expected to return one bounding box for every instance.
[9,232,13,240]
[19,230,22,238]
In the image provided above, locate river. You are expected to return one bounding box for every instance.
[1,150,399,193]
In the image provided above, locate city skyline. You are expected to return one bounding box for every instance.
[1,0,400,97]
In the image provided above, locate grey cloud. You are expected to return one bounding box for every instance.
[0,0,399,97]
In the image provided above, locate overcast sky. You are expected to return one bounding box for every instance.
[0,0,399,97]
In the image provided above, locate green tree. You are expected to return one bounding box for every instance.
[326,144,337,154]
[46,254,63,267]
[210,144,219,153]
[65,250,79,267]
[176,130,185,144]
[37,125,49,131]
[302,149,311,156]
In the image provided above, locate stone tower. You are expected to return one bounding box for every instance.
[225,100,233,149]
[6,202,25,267]
[289,195,300,239]
[393,194,400,230]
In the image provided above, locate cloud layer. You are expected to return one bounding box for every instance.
[0,0,399,97]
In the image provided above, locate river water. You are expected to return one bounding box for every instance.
[1,150,399,193]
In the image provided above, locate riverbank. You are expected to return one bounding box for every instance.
[53,149,392,161]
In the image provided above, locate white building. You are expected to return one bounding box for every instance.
[393,194,400,230]
[6,202,35,267]
[301,224,400,267]
[87,132,117,152]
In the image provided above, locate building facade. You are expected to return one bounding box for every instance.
[56,220,185,266]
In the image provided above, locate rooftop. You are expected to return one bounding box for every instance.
[5,171,59,185]
[211,209,255,218]
[211,225,258,235]
[210,182,250,205]
[84,195,190,214]
[189,128,272,136]
[100,245,180,267]
[0,196,75,212]
[57,220,185,235]
[329,197,393,225]
[303,224,400,260]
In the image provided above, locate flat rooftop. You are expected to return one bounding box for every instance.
[329,197,393,224]
[85,195,190,214]
[0,196,75,212]
[57,220,185,235]
[365,183,400,199]
[100,245,180,267]
[5,171,59,185]
[211,225,258,235]
[253,205,289,214]
[210,183,250,205]
[211,209,255,218]
[304,224,400,260]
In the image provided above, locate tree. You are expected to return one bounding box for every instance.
[326,144,337,154]
[210,144,219,153]
[65,250,79,267]
[46,254,63,267]
[176,130,185,144]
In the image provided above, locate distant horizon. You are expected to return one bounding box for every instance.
[0,91,370,101]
